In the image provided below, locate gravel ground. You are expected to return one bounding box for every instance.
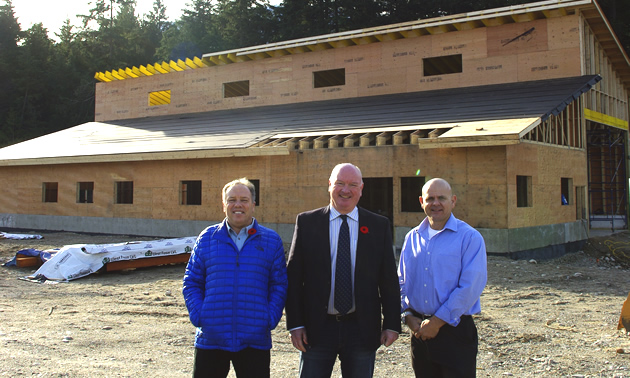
[1,230,629,377]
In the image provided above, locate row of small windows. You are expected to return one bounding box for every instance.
[44,178,423,211]
[44,174,572,210]
[43,180,261,206]
[148,54,463,106]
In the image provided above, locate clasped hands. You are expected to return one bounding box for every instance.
[405,315,445,341]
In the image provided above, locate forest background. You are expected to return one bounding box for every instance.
[0,0,629,148]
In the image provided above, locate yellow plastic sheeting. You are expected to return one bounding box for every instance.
[148,90,171,106]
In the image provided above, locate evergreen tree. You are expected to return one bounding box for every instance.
[157,0,219,60]
[0,0,628,148]
[214,0,276,50]
[0,0,22,146]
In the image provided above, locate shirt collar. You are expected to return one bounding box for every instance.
[225,217,255,235]
[418,213,457,233]
[330,206,359,222]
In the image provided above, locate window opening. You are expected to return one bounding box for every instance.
[77,182,94,203]
[250,179,260,206]
[149,90,171,106]
[516,175,532,208]
[423,54,462,76]
[400,177,425,212]
[181,180,202,205]
[313,68,345,88]
[561,178,573,205]
[115,181,134,204]
[43,182,58,203]
[224,80,250,98]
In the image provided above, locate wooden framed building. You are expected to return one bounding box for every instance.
[0,0,628,257]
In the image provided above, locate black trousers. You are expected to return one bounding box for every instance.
[411,315,478,378]
[193,347,270,378]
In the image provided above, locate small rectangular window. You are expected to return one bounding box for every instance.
[43,182,58,203]
[516,175,532,208]
[181,180,202,205]
[423,54,462,76]
[561,178,573,205]
[77,182,94,203]
[223,80,250,98]
[400,177,425,212]
[250,179,260,206]
[313,68,345,88]
[149,90,171,106]
[115,181,134,204]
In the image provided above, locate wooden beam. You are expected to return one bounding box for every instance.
[344,134,358,147]
[16,256,42,268]
[105,253,191,272]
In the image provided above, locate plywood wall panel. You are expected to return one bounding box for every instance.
[430,28,488,60]
[516,48,582,82]
[467,54,518,86]
[356,69,407,97]
[336,43,383,74]
[1,142,583,232]
[547,14,581,51]
[487,19,548,57]
[506,143,587,228]
[465,146,507,185]
[461,184,507,228]
[95,16,592,122]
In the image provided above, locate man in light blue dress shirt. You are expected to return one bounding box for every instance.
[398,178,487,377]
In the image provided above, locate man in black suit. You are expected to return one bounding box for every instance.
[286,163,400,377]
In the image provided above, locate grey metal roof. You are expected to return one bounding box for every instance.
[0,75,601,165]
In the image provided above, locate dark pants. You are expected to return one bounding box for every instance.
[193,347,270,378]
[411,315,478,378]
[299,314,376,378]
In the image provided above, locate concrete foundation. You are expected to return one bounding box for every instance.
[2,213,590,260]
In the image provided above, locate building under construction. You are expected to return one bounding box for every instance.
[0,0,628,258]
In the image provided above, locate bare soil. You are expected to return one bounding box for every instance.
[1,230,630,377]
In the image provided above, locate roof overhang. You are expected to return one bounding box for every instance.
[268,118,541,150]
[0,147,289,167]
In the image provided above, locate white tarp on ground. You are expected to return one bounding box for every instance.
[27,236,197,282]
[1,231,43,240]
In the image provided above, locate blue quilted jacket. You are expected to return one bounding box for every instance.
[183,219,288,352]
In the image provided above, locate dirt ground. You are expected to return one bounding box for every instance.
[1,230,630,377]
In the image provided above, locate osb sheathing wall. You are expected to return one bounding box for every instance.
[95,15,583,122]
[506,143,588,229]
[0,143,586,231]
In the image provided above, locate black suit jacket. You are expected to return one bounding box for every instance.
[286,206,401,350]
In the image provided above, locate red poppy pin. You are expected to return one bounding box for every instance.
[248,228,257,235]
[360,226,369,234]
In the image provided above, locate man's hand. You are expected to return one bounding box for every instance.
[380,329,398,347]
[417,317,446,341]
[290,328,308,352]
[404,314,422,336]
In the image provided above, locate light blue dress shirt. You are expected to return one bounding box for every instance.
[398,214,487,327]
[226,218,255,251]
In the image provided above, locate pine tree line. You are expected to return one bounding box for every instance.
[0,0,628,147]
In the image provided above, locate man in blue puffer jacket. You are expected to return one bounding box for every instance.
[183,178,288,378]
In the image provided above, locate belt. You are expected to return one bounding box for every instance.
[410,309,472,321]
[410,309,433,320]
[328,312,357,322]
